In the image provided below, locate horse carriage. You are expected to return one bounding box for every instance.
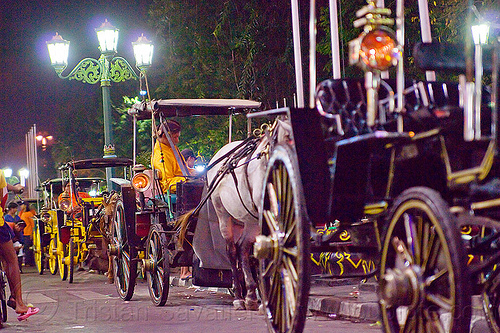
[33,158,132,283]
[34,176,105,275]
[110,98,262,306]
[247,1,500,333]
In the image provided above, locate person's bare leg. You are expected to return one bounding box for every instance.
[0,240,29,313]
[180,266,191,279]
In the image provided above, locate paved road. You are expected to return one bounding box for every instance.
[3,266,381,333]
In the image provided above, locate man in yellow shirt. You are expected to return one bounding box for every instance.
[0,170,39,319]
[151,119,194,193]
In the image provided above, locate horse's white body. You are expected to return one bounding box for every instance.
[205,118,291,310]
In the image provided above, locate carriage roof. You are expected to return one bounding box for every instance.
[59,157,134,170]
[128,99,262,120]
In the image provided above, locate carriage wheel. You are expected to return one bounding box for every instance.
[256,144,310,333]
[482,261,500,332]
[145,224,170,306]
[48,237,58,275]
[69,238,75,284]
[379,187,471,333]
[0,271,6,323]
[477,223,500,332]
[111,199,137,301]
[57,240,68,281]
[33,223,44,275]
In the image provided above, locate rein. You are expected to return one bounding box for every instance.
[186,136,262,220]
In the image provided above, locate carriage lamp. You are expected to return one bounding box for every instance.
[46,21,153,189]
[41,212,52,224]
[359,28,399,71]
[132,173,151,192]
[59,193,71,212]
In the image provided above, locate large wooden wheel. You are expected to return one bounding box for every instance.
[0,271,6,323]
[33,222,44,275]
[482,261,500,332]
[144,224,170,306]
[111,199,137,301]
[379,187,471,333]
[48,236,58,275]
[256,144,310,333]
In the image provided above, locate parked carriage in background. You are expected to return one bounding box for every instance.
[247,0,500,333]
[33,158,132,283]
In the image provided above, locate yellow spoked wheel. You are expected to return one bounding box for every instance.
[379,187,471,333]
[257,144,310,333]
[33,222,44,275]
[48,237,58,275]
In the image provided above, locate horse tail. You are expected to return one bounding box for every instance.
[175,208,197,246]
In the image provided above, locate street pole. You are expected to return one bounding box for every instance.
[47,23,153,190]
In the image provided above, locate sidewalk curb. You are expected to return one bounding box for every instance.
[308,294,380,321]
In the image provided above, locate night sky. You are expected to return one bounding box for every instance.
[0,0,153,172]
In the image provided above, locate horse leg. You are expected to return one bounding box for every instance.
[226,238,246,310]
[240,234,259,311]
[103,238,114,284]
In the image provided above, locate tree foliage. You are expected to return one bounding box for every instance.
[48,0,498,174]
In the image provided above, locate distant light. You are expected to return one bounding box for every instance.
[88,189,98,197]
[471,24,490,45]
[195,165,206,173]
[4,168,12,178]
[19,168,29,186]
[140,90,147,96]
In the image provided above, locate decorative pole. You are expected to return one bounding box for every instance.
[47,22,153,188]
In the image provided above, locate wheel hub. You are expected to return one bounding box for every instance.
[254,234,282,260]
[380,266,421,308]
[142,258,156,272]
[108,243,121,257]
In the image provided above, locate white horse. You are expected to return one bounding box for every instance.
[178,117,292,310]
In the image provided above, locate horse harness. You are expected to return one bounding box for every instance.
[190,133,271,221]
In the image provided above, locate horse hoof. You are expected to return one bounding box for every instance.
[233,299,246,310]
[245,299,259,311]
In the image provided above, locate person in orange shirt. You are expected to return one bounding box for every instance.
[19,203,35,267]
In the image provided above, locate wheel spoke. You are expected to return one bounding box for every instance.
[424,308,446,333]
[403,213,418,264]
[262,259,276,278]
[425,268,447,287]
[263,210,279,235]
[425,293,453,312]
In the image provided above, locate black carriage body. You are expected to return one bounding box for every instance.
[289,106,451,228]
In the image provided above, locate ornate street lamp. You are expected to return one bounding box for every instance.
[46,20,153,188]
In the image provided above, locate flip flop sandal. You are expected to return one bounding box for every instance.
[181,274,192,281]
[17,307,39,321]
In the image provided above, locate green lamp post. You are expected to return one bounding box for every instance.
[46,20,153,188]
